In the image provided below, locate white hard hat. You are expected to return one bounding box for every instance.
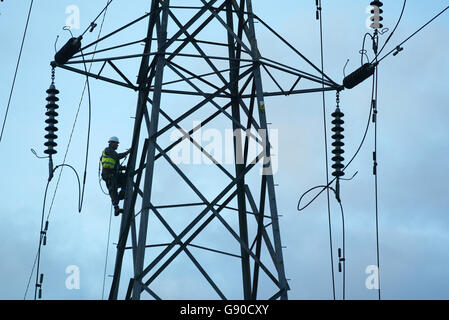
[109,136,120,143]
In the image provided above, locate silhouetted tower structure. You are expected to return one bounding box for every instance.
[53,0,340,300]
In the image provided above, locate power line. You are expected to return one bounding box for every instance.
[297,184,347,299]
[23,250,39,300]
[337,198,346,300]
[375,5,449,64]
[25,163,82,300]
[316,0,336,301]
[34,179,51,300]
[298,26,384,298]
[102,204,113,300]
[360,33,373,65]
[374,0,407,60]
[0,0,34,143]
[373,51,382,300]
[81,0,113,37]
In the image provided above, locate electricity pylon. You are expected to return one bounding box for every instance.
[54,0,341,300]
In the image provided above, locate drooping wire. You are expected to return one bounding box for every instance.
[33,180,50,300]
[342,59,350,78]
[337,198,346,300]
[360,33,373,65]
[29,163,81,300]
[24,2,110,299]
[373,0,407,61]
[297,74,376,212]
[31,148,49,159]
[297,172,356,211]
[316,0,336,300]
[99,166,110,195]
[298,184,346,299]
[63,25,74,38]
[77,50,92,212]
[43,38,91,219]
[373,48,382,300]
[46,3,110,220]
[301,4,347,292]
[0,0,34,143]
[27,66,91,298]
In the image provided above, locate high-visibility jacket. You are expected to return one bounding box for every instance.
[101,150,117,171]
[101,147,128,174]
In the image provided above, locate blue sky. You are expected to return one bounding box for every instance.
[0,0,448,300]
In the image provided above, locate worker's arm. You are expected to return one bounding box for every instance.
[117,149,131,159]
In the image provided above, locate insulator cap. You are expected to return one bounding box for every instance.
[44,141,57,148]
[45,125,58,132]
[332,164,345,171]
[331,126,344,133]
[370,1,383,7]
[371,23,384,29]
[45,133,58,140]
[46,87,59,95]
[44,149,57,155]
[332,110,344,118]
[332,149,344,155]
[45,118,58,125]
[46,103,59,110]
[332,156,345,163]
[332,170,345,177]
[45,110,58,117]
[332,141,345,148]
[370,16,384,22]
[46,96,59,103]
[332,133,344,140]
[331,119,344,126]
[370,8,383,14]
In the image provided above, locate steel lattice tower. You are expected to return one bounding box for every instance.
[54,0,340,300]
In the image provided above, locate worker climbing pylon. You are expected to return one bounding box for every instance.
[100,136,130,216]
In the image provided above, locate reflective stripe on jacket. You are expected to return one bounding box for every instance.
[101,150,116,170]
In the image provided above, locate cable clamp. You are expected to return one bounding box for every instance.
[315,0,321,20]
[89,22,97,32]
[393,45,404,56]
[373,152,378,175]
[36,274,44,299]
[338,248,345,272]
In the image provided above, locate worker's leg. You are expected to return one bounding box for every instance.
[103,172,122,216]
[117,172,126,200]
[105,176,119,207]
